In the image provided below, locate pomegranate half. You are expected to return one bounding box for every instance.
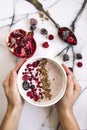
[7,29,36,58]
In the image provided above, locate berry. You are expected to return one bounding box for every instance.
[77,62,83,67]
[42,42,49,48]
[63,54,69,61]
[30,18,37,25]
[67,36,74,44]
[30,25,36,31]
[58,27,77,45]
[22,74,29,81]
[40,28,48,35]
[30,84,35,89]
[22,81,30,90]
[48,34,54,40]
[32,60,40,68]
[76,53,82,60]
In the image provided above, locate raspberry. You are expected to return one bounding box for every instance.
[77,62,83,67]
[42,42,49,48]
[48,34,54,40]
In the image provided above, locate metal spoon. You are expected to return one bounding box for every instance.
[26,0,77,45]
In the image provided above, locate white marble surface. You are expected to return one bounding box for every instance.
[0,0,87,130]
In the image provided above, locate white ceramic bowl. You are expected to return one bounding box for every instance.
[17,57,67,107]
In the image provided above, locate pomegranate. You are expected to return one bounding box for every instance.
[7,29,36,58]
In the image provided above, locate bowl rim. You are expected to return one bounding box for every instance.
[17,56,67,107]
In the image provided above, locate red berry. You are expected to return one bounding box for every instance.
[22,75,29,81]
[77,62,83,67]
[42,42,49,48]
[48,34,54,40]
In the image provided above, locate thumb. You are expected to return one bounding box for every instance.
[9,70,17,87]
[67,74,74,93]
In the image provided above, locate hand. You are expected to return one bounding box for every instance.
[55,64,81,114]
[2,59,26,109]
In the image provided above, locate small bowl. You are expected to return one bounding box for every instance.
[17,57,67,107]
[7,29,36,58]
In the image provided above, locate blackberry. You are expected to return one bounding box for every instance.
[22,81,30,90]
[40,28,48,35]
[30,25,36,31]
[30,84,35,89]
[76,53,82,60]
[63,54,69,61]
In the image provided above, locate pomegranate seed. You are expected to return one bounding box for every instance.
[42,42,49,48]
[77,62,83,67]
[48,34,54,40]
[22,75,29,81]
[33,95,39,101]
[32,61,39,67]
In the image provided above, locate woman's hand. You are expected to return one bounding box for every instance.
[55,64,81,113]
[55,64,81,130]
[2,59,26,109]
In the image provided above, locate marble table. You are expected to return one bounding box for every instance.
[0,0,87,130]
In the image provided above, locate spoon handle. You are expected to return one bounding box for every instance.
[26,0,60,28]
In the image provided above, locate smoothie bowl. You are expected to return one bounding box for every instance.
[17,57,67,107]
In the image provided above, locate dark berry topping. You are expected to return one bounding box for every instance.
[22,81,30,90]
[40,28,48,35]
[30,84,35,89]
[77,62,83,67]
[48,34,54,40]
[63,54,69,61]
[42,42,49,48]
[76,53,82,60]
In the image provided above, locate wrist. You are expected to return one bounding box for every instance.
[7,104,24,114]
[57,107,73,118]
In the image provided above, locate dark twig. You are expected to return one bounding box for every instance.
[55,45,69,57]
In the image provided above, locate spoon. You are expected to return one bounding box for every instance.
[26,0,77,45]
